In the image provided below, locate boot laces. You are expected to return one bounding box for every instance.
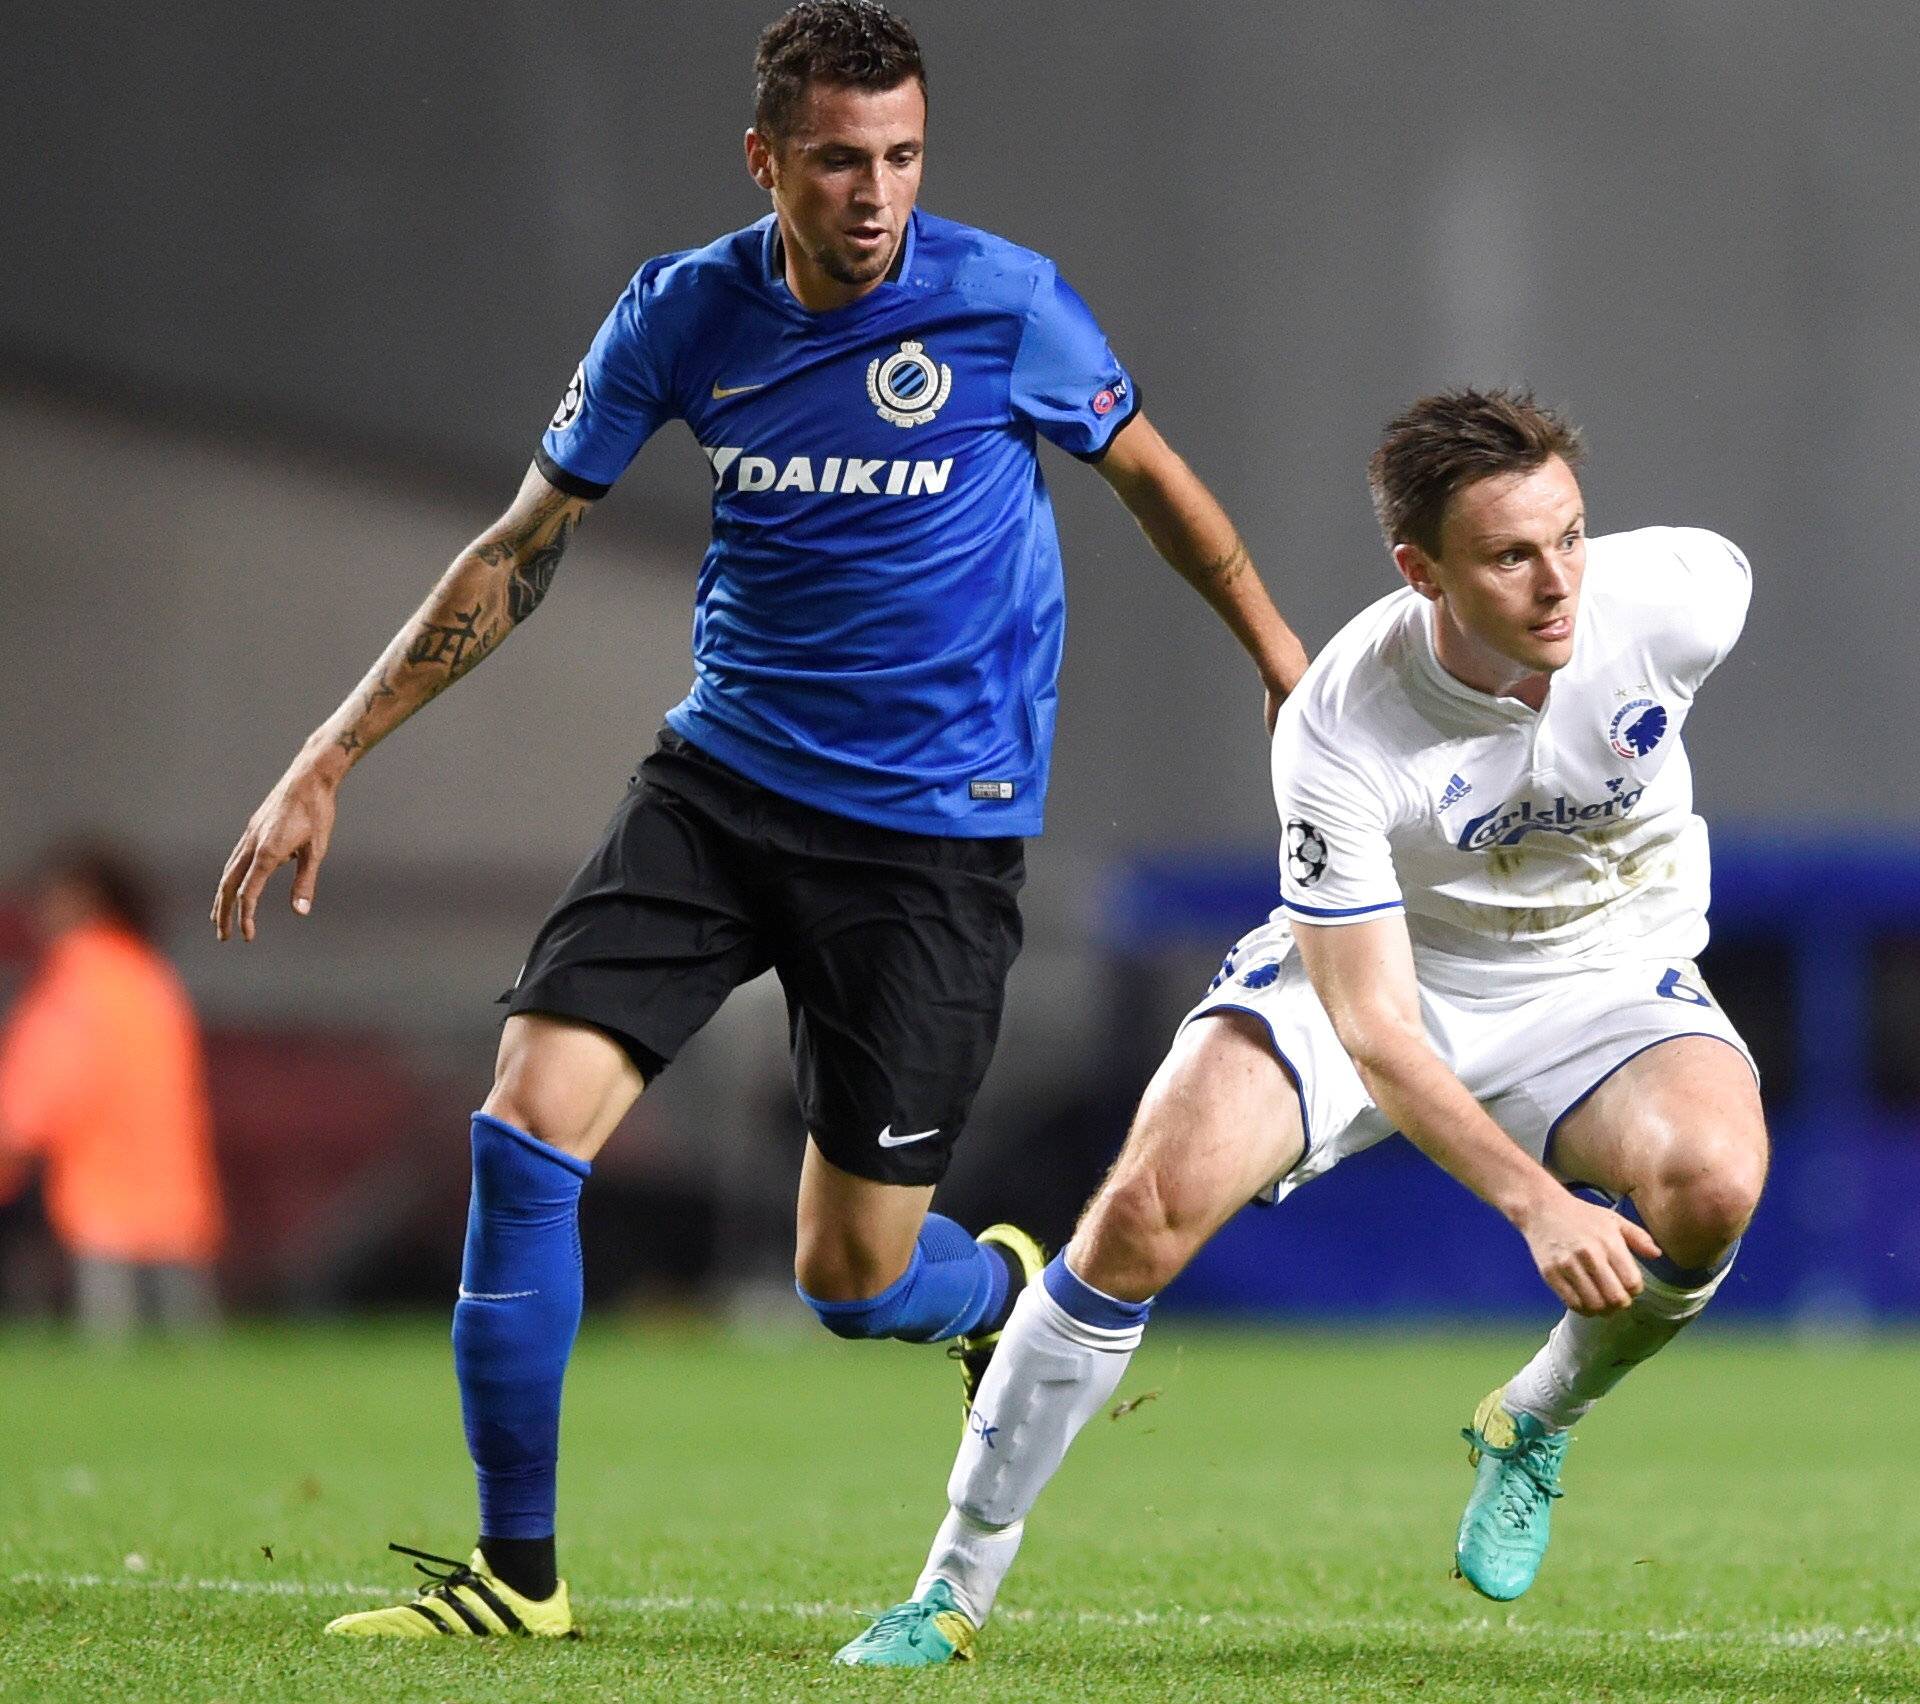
[859,1597,943,1650]
[1461,1428,1566,1532]
[388,1541,486,1600]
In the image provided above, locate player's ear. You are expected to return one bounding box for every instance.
[1394,541,1443,602]
[745,128,777,192]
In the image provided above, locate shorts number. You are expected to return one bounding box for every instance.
[1655,968,1712,1007]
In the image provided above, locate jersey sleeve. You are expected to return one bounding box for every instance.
[1270,711,1405,924]
[535,262,677,499]
[1656,527,1753,687]
[1008,264,1139,460]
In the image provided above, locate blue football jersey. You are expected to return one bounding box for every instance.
[536,210,1138,837]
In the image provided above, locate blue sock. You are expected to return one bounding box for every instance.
[798,1213,1005,1342]
[451,1112,590,1542]
[1042,1250,1154,1329]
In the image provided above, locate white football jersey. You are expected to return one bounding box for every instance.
[1271,526,1751,987]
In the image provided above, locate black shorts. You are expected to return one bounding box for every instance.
[504,730,1026,1186]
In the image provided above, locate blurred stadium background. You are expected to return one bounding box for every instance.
[3,1,1917,1330]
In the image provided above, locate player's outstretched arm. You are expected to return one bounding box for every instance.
[1093,413,1311,727]
[212,465,592,943]
[1292,915,1662,1315]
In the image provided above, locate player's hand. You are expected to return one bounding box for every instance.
[1515,1189,1662,1316]
[212,756,341,943]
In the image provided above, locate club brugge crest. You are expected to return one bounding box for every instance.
[1608,697,1669,761]
[867,340,952,428]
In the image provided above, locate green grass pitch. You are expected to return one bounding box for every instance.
[2,1319,1914,1701]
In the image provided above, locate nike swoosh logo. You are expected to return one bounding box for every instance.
[711,381,768,399]
[876,1125,941,1148]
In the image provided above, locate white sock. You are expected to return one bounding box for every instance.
[915,1278,1144,1624]
[1504,1259,1732,1432]
[913,1507,1024,1626]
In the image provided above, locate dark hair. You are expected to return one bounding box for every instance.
[34,836,159,942]
[1367,388,1585,556]
[753,1,926,139]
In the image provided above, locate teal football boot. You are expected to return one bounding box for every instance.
[1454,1386,1570,1601]
[831,1579,976,1667]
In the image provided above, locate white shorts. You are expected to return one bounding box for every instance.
[1183,917,1756,1204]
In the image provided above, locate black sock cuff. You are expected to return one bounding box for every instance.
[479,1534,558,1601]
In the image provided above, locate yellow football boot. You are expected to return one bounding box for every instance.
[324,1544,577,1638]
[951,1224,1048,1418]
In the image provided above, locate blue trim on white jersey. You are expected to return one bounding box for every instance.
[1280,897,1406,919]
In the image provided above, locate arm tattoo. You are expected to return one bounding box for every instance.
[332,671,395,757]
[407,605,488,673]
[446,619,501,686]
[1199,539,1252,589]
[330,500,568,758]
[506,513,575,625]
[361,669,396,712]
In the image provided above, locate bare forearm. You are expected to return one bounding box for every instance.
[1104,429,1309,695]
[1349,1034,1557,1226]
[214,466,586,942]
[1295,915,1658,1314]
[1351,1028,1664,1312]
[304,479,583,779]
[307,553,510,777]
[1156,519,1310,699]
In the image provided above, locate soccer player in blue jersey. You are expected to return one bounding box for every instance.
[212,0,1308,1638]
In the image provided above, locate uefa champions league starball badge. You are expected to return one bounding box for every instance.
[1286,820,1329,888]
[867,341,952,428]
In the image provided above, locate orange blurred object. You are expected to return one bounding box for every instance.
[0,922,223,1264]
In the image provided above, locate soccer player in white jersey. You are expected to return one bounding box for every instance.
[833,388,1769,1665]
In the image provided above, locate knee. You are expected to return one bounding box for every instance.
[482,1058,614,1161]
[794,1235,913,1324]
[1651,1132,1768,1264]
[482,1081,541,1143]
[481,1078,580,1159]
[796,1255,916,1339]
[482,1015,641,1160]
[1075,1165,1189,1301]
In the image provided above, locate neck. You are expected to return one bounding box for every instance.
[773,215,899,313]
[1430,603,1551,710]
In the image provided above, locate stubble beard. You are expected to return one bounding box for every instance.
[816,233,898,288]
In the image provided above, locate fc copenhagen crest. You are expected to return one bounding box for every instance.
[1608,697,1669,761]
[867,340,952,428]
